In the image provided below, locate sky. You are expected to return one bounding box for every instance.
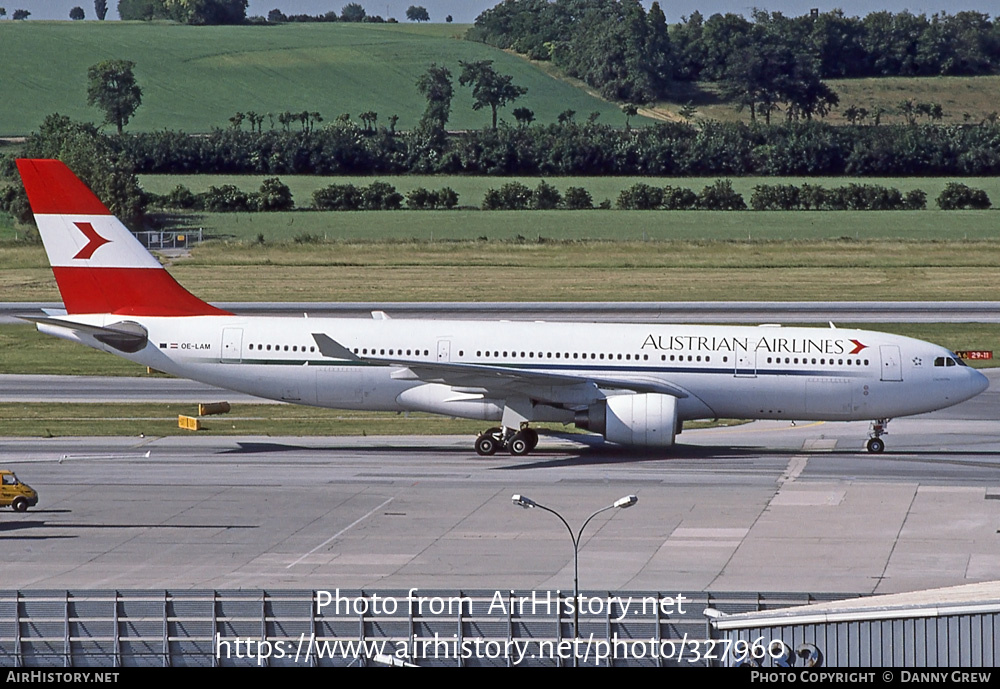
[4,0,997,23]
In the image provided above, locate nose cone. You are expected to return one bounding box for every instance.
[969,368,990,397]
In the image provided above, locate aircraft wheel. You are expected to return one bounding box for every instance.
[11,497,28,513]
[866,437,885,454]
[509,432,531,456]
[523,428,539,451]
[475,433,499,456]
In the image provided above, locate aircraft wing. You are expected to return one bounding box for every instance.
[311,333,689,403]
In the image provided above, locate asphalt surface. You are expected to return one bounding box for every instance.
[2,394,998,595]
[5,300,1000,324]
[1,337,997,596]
[0,374,274,403]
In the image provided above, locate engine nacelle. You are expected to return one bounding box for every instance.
[576,393,678,447]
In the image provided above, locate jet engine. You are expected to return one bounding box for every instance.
[575,393,679,447]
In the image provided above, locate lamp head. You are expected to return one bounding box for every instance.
[614,495,638,509]
[511,494,537,509]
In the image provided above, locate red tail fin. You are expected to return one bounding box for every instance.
[17,159,229,317]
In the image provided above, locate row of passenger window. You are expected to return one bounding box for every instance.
[766,357,870,366]
[248,343,433,357]
[245,341,873,371]
[476,350,656,361]
[249,343,316,353]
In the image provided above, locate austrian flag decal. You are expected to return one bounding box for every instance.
[72,222,111,260]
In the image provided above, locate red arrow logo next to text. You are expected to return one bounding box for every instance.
[849,339,868,355]
[72,222,111,260]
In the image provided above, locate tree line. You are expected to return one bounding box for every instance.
[117,0,406,24]
[105,118,1000,177]
[140,179,997,213]
[469,1,1000,109]
[117,0,249,24]
[3,115,994,231]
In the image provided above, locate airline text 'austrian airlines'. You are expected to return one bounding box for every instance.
[15,159,989,456]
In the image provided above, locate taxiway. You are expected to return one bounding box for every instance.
[2,396,998,595]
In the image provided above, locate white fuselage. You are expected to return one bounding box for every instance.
[43,314,989,425]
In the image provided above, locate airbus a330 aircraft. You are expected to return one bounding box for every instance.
[17,159,989,455]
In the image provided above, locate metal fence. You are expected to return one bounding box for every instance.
[0,589,846,668]
[135,229,203,250]
[715,605,1000,667]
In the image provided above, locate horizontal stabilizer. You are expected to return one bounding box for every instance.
[20,316,149,353]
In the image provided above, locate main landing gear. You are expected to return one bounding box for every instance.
[866,418,890,453]
[475,426,540,456]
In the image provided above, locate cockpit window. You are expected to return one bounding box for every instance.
[934,357,945,366]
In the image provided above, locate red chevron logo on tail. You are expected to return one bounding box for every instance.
[72,222,111,260]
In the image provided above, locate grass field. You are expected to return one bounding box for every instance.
[1,21,998,135]
[176,209,998,244]
[0,402,518,437]
[135,174,1000,244]
[652,75,1000,125]
[0,21,627,135]
[6,236,1000,304]
[7,239,1000,302]
[129,171,1000,245]
[139,174,1000,212]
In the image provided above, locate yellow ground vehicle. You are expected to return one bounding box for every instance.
[1,470,38,512]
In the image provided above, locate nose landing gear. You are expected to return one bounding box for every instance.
[475,426,540,456]
[866,419,890,453]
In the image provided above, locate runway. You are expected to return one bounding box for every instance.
[6,300,1000,324]
[0,374,275,404]
[2,401,999,596]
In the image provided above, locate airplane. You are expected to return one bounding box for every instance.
[15,158,990,456]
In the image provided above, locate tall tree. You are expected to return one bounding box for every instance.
[94,0,107,20]
[669,10,705,81]
[512,107,535,126]
[458,60,527,130]
[621,103,638,130]
[551,0,668,102]
[415,64,454,134]
[721,11,838,124]
[645,2,673,87]
[405,5,429,22]
[340,2,366,22]
[87,60,143,135]
[24,115,145,228]
[69,6,85,19]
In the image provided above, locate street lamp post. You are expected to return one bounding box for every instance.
[511,493,638,658]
